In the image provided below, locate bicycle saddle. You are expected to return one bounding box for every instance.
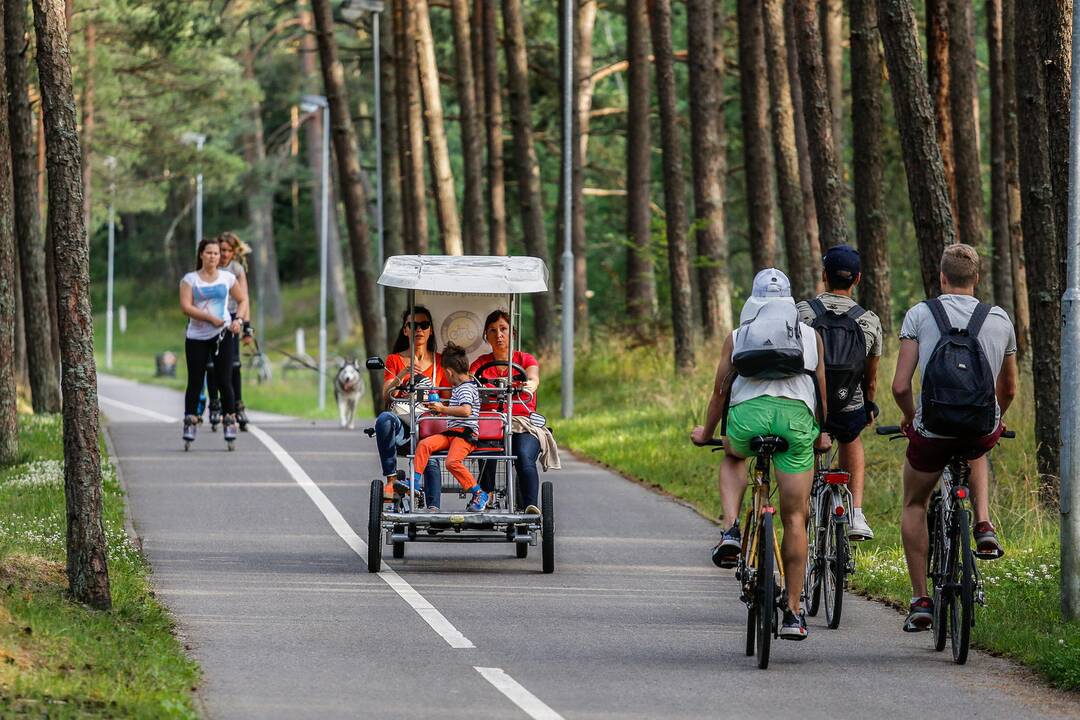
[749,435,788,454]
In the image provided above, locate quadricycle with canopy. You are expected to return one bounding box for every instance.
[365,255,556,573]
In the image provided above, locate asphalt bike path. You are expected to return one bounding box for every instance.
[98,374,1080,719]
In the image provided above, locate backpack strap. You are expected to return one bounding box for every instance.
[846,305,867,321]
[965,302,992,337]
[809,298,828,319]
[923,298,954,335]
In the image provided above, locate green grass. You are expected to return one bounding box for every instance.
[95,279,368,420]
[0,415,200,717]
[538,336,1080,689]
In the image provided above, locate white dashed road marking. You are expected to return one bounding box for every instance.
[474,667,565,720]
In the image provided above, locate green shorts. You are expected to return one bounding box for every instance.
[726,396,818,474]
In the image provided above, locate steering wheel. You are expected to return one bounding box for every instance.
[473,360,529,386]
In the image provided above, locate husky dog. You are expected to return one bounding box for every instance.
[334,359,365,429]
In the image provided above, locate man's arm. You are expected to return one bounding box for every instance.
[862,355,880,403]
[692,334,735,443]
[997,354,1018,417]
[815,332,828,426]
[892,338,920,428]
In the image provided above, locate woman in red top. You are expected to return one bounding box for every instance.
[470,310,542,512]
[374,306,447,502]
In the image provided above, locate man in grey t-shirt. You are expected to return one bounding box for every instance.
[797,245,883,541]
[890,244,1018,634]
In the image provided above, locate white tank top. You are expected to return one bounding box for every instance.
[729,321,819,415]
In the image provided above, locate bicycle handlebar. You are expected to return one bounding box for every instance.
[875,425,1015,439]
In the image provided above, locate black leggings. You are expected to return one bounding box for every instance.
[185,333,235,416]
[207,333,242,404]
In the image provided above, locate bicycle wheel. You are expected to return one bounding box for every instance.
[824,517,847,629]
[805,491,823,617]
[950,508,974,664]
[756,512,775,670]
[745,599,756,657]
[929,496,949,652]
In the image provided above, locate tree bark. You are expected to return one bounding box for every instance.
[450,0,485,254]
[79,18,93,235]
[1001,0,1029,354]
[688,0,733,339]
[648,0,694,371]
[481,0,507,256]
[572,0,597,344]
[820,0,844,161]
[7,0,60,412]
[300,3,355,342]
[1044,1,1072,301]
[761,0,813,301]
[0,0,15,465]
[986,0,1014,318]
[793,0,848,249]
[1015,0,1063,499]
[503,0,555,350]
[926,0,959,218]
[32,0,110,609]
[413,0,463,255]
[850,0,891,332]
[311,0,388,414]
[785,0,821,287]
[396,0,427,255]
[14,259,26,389]
[625,0,657,323]
[737,0,778,270]
[380,2,405,345]
[947,0,986,255]
[876,0,955,297]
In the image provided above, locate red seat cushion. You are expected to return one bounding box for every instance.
[416,411,506,441]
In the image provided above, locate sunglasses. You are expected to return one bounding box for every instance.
[409,320,432,331]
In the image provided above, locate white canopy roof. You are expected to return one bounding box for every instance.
[377,255,550,294]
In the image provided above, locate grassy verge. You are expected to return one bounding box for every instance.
[537,337,1080,689]
[94,279,361,420]
[0,415,199,718]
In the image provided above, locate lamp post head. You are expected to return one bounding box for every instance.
[181,131,207,150]
[301,94,328,113]
[341,0,383,21]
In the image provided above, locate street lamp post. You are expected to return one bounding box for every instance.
[560,0,574,418]
[105,155,116,370]
[181,132,207,249]
[302,95,331,411]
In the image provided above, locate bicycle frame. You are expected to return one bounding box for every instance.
[931,459,985,607]
[739,451,785,604]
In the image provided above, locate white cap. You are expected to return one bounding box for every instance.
[751,268,792,298]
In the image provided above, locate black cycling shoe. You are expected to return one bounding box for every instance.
[711,522,741,568]
[779,609,808,641]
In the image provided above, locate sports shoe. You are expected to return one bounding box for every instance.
[903,596,934,632]
[848,508,875,541]
[711,522,741,568]
[467,488,489,512]
[973,522,1005,560]
[524,505,541,515]
[223,415,238,442]
[779,609,808,641]
[182,416,198,442]
[236,401,249,431]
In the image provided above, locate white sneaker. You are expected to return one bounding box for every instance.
[848,508,874,541]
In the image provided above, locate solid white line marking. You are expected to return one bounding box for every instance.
[474,667,564,720]
[98,395,176,423]
[247,424,475,649]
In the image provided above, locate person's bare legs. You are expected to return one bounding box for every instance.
[839,436,865,507]
[967,454,991,525]
[776,468,813,613]
[719,451,749,526]
[901,461,941,598]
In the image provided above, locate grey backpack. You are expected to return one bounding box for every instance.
[732,302,806,379]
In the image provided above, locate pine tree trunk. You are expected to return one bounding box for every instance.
[0,0,15,465]
[481,0,507,256]
[32,0,111,609]
[399,0,428,255]
[876,0,955,297]
[1001,0,1029,355]
[625,0,657,323]
[1044,2,1071,302]
[785,0,821,287]
[300,3,355,342]
[926,0,959,218]
[761,0,813,301]
[820,0,844,161]
[648,0,694,371]
[947,0,986,256]
[986,0,1014,319]
[14,260,26,389]
[737,0,778,270]
[503,0,555,350]
[688,0,732,340]
[572,0,597,345]
[850,0,891,332]
[311,0,388,414]
[79,19,93,234]
[6,0,60,412]
[380,2,405,344]
[413,0,463,255]
[793,0,848,249]
[450,0,485,255]
[1015,0,1063,501]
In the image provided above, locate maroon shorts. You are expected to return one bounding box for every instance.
[905,424,1005,473]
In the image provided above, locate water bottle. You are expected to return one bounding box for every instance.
[427,390,439,403]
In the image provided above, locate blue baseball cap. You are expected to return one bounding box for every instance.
[823,244,861,284]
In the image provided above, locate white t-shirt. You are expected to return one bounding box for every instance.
[223,260,245,315]
[182,270,237,340]
[729,320,819,416]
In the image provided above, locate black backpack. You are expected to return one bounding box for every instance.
[921,298,997,438]
[808,298,867,417]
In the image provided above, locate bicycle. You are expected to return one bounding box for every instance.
[876,425,1014,664]
[804,446,855,629]
[699,435,787,670]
